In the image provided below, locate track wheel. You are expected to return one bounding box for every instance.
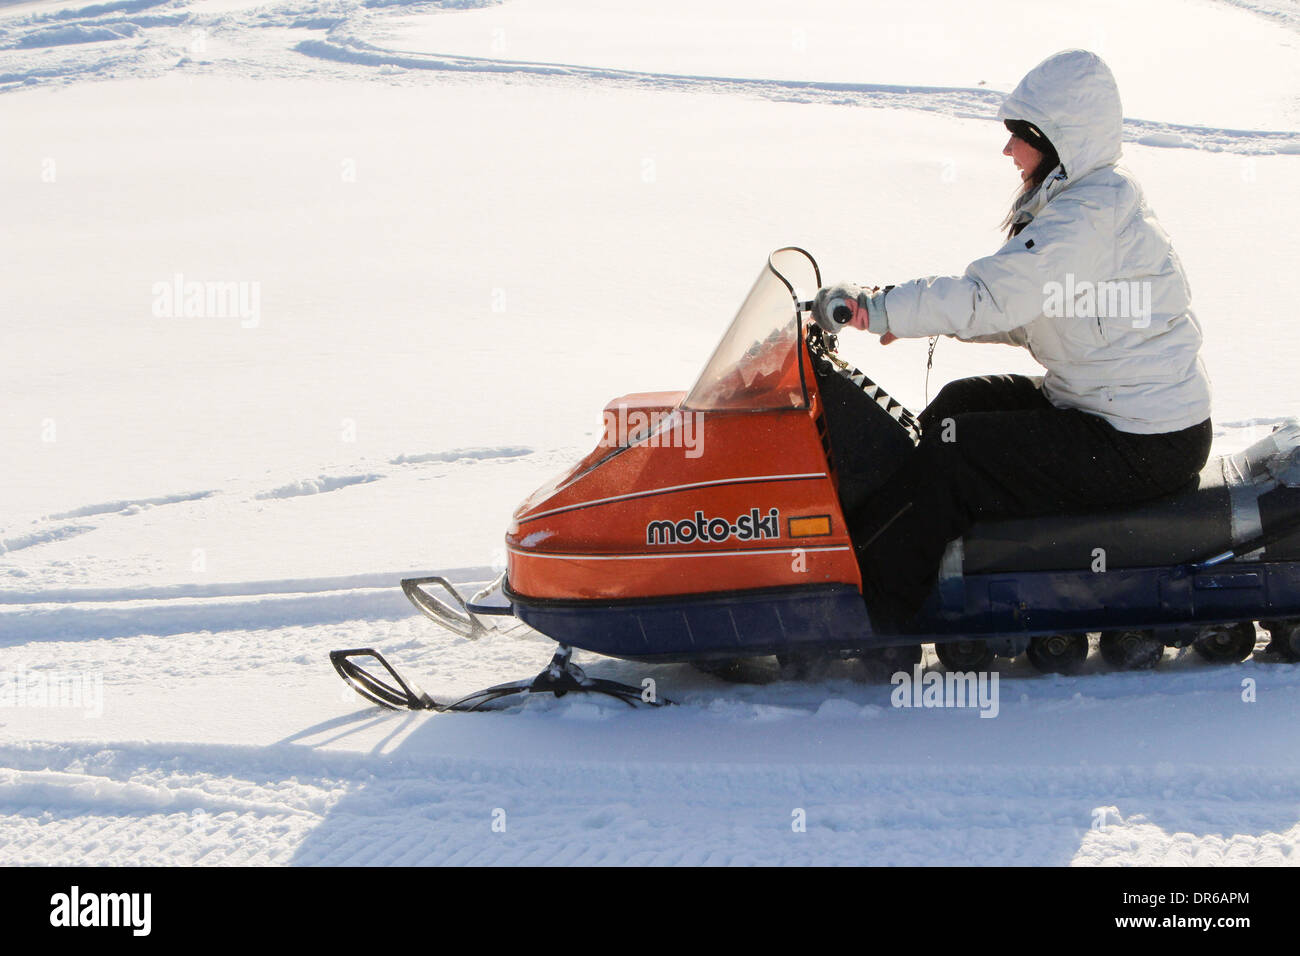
[1098,629,1165,670]
[1026,633,1088,674]
[857,643,924,671]
[1260,620,1300,662]
[691,658,775,684]
[1192,622,1257,663]
[934,639,994,672]
[776,651,825,681]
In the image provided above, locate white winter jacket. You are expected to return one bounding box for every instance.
[875,50,1212,435]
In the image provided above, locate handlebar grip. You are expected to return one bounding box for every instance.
[827,296,854,326]
[798,297,853,326]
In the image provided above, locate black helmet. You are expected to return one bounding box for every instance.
[1004,118,1051,151]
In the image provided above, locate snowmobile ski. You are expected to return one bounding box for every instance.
[331,644,671,712]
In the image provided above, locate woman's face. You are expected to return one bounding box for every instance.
[1003,134,1043,181]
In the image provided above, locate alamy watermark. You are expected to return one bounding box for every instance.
[151,273,261,328]
[890,664,999,718]
[50,886,150,936]
[1043,274,1151,329]
[0,667,103,718]
[601,405,703,458]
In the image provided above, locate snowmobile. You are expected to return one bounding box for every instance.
[332,247,1300,711]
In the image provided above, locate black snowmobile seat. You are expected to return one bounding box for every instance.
[960,459,1228,573]
[961,422,1300,573]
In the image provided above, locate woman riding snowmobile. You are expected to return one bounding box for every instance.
[813,49,1214,631]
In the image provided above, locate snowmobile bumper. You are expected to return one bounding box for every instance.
[400,574,512,639]
[504,581,880,662]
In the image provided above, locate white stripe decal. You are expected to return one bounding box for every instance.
[508,545,852,561]
[518,473,828,522]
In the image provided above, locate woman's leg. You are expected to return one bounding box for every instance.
[848,402,1212,629]
[843,375,1044,629]
[917,374,1048,434]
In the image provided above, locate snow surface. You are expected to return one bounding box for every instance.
[2,0,1300,866]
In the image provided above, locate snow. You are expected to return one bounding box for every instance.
[2,0,1299,866]
[377,0,1300,130]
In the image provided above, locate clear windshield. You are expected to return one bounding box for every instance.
[682,247,821,411]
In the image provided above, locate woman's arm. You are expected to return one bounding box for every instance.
[877,187,1113,341]
[955,327,1031,347]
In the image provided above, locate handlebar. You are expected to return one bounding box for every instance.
[797,298,853,326]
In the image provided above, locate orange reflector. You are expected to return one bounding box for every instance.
[788,515,832,537]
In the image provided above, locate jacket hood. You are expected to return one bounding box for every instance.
[998,50,1123,180]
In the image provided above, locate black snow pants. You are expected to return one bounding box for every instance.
[845,374,1213,629]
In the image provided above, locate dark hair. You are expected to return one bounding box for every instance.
[1001,119,1062,238]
